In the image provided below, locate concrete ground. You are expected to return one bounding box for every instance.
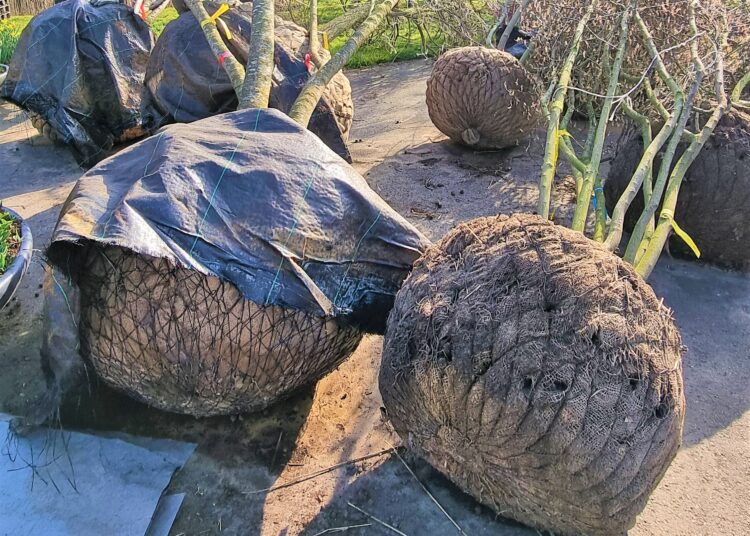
[0,59,748,535]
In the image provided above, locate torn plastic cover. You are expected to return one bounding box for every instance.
[48,108,430,325]
[0,0,155,167]
[144,4,352,161]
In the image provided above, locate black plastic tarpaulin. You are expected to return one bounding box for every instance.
[144,4,352,161]
[0,0,155,166]
[48,108,429,325]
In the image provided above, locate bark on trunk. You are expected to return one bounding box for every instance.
[238,0,276,109]
[184,0,245,97]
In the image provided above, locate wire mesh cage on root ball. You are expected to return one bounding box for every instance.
[605,110,750,271]
[425,46,542,149]
[75,245,363,416]
[32,108,429,420]
[379,213,685,536]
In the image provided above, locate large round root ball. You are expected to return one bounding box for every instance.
[78,246,362,416]
[605,110,750,270]
[380,213,685,536]
[426,46,541,149]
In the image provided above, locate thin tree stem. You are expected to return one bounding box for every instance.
[571,1,633,232]
[289,0,398,127]
[603,101,680,251]
[536,0,598,219]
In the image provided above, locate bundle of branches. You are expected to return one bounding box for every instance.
[537,0,741,278]
[523,0,746,116]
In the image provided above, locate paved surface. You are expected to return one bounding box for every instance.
[0,60,748,535]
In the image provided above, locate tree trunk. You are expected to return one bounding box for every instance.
[309,0,323,66]
[289,0,397,127]
[238,0,276,109]
[184,0,245,97]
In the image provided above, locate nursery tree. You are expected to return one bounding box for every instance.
[533,0,740,278]
[186,0,398,123]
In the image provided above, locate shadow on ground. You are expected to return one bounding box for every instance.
[299,451,535,536]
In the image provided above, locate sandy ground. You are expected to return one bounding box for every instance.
[1,59,749,536]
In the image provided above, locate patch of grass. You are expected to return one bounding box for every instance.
[315,0,442,67]
[330,28,441,68]
[0,209,21,275]
[0,2,436,70]
[149,6,178,36]
[0,16,31,65]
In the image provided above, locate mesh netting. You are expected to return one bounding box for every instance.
[32,108,428,422]
[78,245,362,416]
[380,213,685,536]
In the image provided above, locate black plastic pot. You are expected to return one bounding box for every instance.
[0,207,33,310]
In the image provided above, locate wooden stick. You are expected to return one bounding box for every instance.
[347,502,408,536]
[311,524,371,535]
[389,446,468,536]
[243,447,392,494]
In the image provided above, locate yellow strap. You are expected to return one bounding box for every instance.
[662,210,701,258]
[200,4,231,37]
[322,31,330,50]
[216,18,233,40]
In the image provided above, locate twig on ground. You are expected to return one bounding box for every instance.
[346,502,408,536]
[311,524,372,535]
[388,444,468,536]
[243,447,392,494]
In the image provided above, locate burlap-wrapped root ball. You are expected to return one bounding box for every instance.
[77,246,361,416]
[605,110,750,270]
[426,46,542,149]
[380,213,685,536]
